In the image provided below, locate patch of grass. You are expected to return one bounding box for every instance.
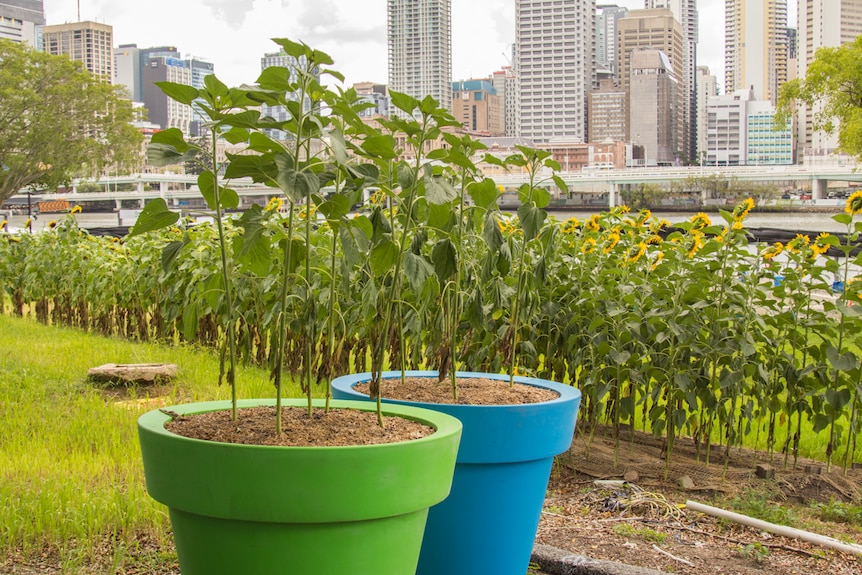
[725,486,796,526]
[812,499,862,527]
[0,314,299,571]
[612,522,668,544]
[736,542,770,564]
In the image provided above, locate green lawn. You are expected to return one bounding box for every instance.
[0,314,296,573]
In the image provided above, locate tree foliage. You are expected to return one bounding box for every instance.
[777,35,862,158]
[0,39,143,204]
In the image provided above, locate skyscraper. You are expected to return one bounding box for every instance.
[645,0,697,162]
[595,5,628,79]
[696,65,717,163]
[516,0,596,143]
[387,0,452,114]
[142,54,192,135]
[618,9,683,155]
[797,0,862,160]
[42,21,113,80]
[0,0,44,47]
[724,0,787,105]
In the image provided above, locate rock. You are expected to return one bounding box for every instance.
[623,469,640,483]
[755,463,775,480]
[678,475,695,490]
[532,543,671,575]
[87,363,178,386]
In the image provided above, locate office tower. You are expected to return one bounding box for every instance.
[42,21,113,80]
[588,78,627,143]
[747,102,793,165]
[706,88,752,166]
[645,0,696,163]
[618,9,683,155]
[629,49,679,166]
[387,0,452,114]
[516,0,596,143]
[142,54,192,135]
[114,45,181,102]
[724,0,787,105]
[0,0,44,47]
[696,65,717,163]
[452,79,503,135]
[595,5,628,79]
[797,0,862,160]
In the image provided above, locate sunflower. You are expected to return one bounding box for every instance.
[581,237,597,254]
[650,218,671,233]
[786,234,811,254]
[845,191,862,216]
[265,196,284,212]
[810,232,832,257]
[47,220,58,229]
[646,234,662,245]
[762,242,784,261]
[0,220,6,229]
[561,217,580,234]
[624,242,648,264]
[732,198,755,221]
[602,229,621,254]
[586,214,601,231]
[70,205,83,214]
[687,231,704,258]
[689,212,711,231]
[370,189,386,206]
[650,251,664,271]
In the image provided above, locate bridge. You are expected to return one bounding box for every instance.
[6,163,861,212]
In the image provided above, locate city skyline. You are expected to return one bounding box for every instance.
[42,0,737,91]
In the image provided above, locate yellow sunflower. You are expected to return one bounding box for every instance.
[762,242,784,261]
[845,191,862,215]
[624,241,648,264]
[687,232,704,258]
[586,214,601,232]
[581,237,597,254]
[732,198,755,221]
[602,229,621,254]
[70,205,83,214]
[786,234,810,254]
[650,251,665,271]
[689,212,711,231]
[265,196,284,212]
[561,217,580,234]
[810,232,831,257]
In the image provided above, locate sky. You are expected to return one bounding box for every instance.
[41,1,796,93]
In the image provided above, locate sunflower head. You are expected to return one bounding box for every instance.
[689,212,711,231]
[561,217,580,234]
[845,191,862,216]
[47,220,58,229]
[70,205,83,214]
[810,232,832,257]
[732,198,755,221]
[624,242,647,264]
[786,234,811,254]
[265,196,284,212]
[762,242,784,261]
[581,237,597,254]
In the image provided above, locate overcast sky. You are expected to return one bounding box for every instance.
[42,1,796,93]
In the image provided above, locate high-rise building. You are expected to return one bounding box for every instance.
[516,0,596,143]
[629,49,679,166]
[142,55,192,135]
[645,0,697,163]
[695,65,717,163]
[42,21,113,80]
[747,102,793,165]
[0,0,44,47]
[595,5,628,79]
[387,0,452,114]
[354,82,391,118]
[618,9,683,156]
[452,79,503,136]
[706,87,752,166]
[724,0,787,105]
[797,0,862,161]
[588,78,627,143]
[114,44,140,100]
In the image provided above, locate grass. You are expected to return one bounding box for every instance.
[0,313,302,572]
[612,523,668,544]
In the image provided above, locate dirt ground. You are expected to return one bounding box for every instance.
[537,424,862,575]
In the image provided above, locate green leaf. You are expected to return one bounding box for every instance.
[833,213,853,225]
[483,212,503,252]
[552,174,569,194]
[389,90,419,114]
[403,251,434,290]
[318,194,352,220]
[432,239,458,281]
[272,38,308,59]
[517,203,546,241]
[532,187,551,208]
[370,239,399,277]
[361,135,398,160]
[469,178,501,209]
[425,177,458,205]
[128,199,179,237]
[544,158,561,171]
[155,81,199,105]
[222,127,250,145]
[160,239,187,272]
[150,128,190,152]
[203,74,229,98]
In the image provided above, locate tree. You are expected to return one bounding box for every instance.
[0,39,143,204]
[777,35,862,159]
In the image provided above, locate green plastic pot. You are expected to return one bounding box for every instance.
[138,399,462,575]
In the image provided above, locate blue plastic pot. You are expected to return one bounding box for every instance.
[331,371,581,575]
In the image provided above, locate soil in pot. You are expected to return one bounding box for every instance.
[355,376,559,405]
[163,406,434,446]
